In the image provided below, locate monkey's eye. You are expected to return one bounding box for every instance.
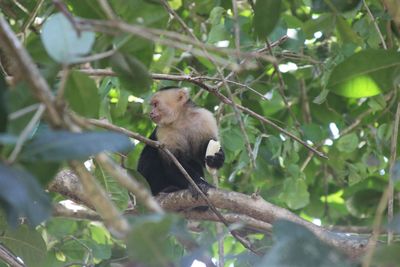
[151,100,159,108]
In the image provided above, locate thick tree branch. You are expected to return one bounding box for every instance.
[157,189,368,259]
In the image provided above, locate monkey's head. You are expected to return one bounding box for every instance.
[149,87,189,126]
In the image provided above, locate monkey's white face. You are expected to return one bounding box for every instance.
[149,89,188,127]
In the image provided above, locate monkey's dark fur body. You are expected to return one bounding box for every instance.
[138,130,222,195]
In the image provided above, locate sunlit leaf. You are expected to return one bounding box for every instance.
[41,13,95,64]
[327,49,400,98]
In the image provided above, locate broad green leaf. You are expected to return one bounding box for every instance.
[66,0,107,19]
[22,161,61,185]
[127,215,175,267]
[312,0,361,13]
[41,13,95,64]
[4,82,37,134]
[337,133,358,153]
[221,128,245,152]
[46,218,78,239]
[253,0,281,39]
[327,49,400,98]
[65,71,100,118]
[20,130,134,162]
[303,14,335,39]
[280,178,310,210]
[110,0,168,27]
[336,16,362,45]
[301,124,326,143]
[111,53,151,94]
[207,24,229,44]
[209,7,225,25]
[95,162,129,211]
[0,164,51,226]
[1,225,47,267]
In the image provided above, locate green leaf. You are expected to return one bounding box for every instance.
[337,133,359,153]
[95,162,129,211]
[4,82,37,134]
[111,53,151,94]
[41,13,95,64]
[65,71,100,118]
[327,50,400,98]
[127,215,175,267]
[336,16,362,45]
[280,178,310,210]
[312,0,361,13]
[301,124,326,143]
[207,24,229,44]
[20,130,134,162]
[0,225,47,267]
[253,0,281,39]
[0,164,51,226]
[110,0,168,28]
[209,7,225,25]
[303,14,335,39]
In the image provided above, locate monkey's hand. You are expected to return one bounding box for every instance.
[189,179,214,199]
[205,140,225,174]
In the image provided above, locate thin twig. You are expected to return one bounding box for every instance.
[388,102,400,244]
[71,48,116,64]
[8,103,40,120]
[361,187,390,267]
[21,0,45,34]
[232,0,241,60]
[363,0,388,49]
[97,0,117,20]
[266,39,300,127]
[56,65,70,105]
[8,104,45,163]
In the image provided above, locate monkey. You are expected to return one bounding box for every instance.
[137,86,224,197]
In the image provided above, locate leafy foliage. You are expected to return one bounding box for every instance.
[0,0,400,266]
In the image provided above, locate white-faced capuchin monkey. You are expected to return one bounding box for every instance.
[138,86,224,197]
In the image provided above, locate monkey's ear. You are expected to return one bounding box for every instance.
[177,88,189,102]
